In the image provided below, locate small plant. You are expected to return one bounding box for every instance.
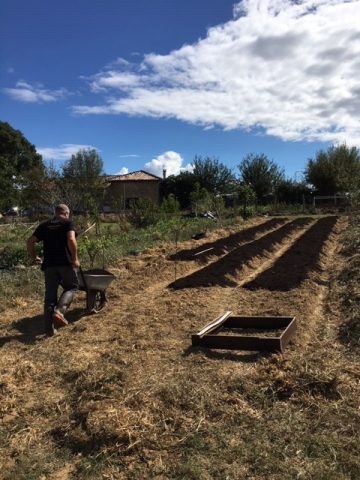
[160,194,181,217]
[79,235,115,268]
[189,183,212,217]
[211,195,225,223]
[236,184,257,218]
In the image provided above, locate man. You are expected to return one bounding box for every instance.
[27,204,80,336]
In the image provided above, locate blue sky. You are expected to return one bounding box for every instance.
[1,0,359,180]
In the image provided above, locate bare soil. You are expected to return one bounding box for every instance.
[0,215,359,479]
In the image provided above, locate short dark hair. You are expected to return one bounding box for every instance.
[55,204,70,215]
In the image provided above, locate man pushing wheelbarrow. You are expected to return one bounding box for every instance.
[27,204,116,336]
[27,204,80,336]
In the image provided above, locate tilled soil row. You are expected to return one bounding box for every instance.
[99,215,343,359]
[244,215,339,291]
[105,215,344,358]
[170,217,288,261]
[169,217,315,289]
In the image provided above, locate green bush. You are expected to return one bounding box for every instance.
[160,195,181,216]
[127,198,160,228]
[241,205,257,219]
[0,245,30,268]
[78,235,117,268]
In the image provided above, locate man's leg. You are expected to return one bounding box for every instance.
[44,267,60,336]
[53,266,79,324]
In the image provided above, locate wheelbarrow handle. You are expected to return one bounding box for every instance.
[78,266,88,292]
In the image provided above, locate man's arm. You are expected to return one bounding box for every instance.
[67,231,80,268]
[26,235,42,264]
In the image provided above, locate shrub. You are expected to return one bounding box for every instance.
[241,205,257,219]
[0,245,30,268]
[127,198,160,228]
[78,235,116,268]
[160,195,181,216]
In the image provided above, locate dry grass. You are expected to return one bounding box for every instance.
[0,214,359,479]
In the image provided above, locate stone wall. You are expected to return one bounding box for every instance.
[105,180,160,209]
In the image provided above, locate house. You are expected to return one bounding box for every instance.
[104,170,163,210]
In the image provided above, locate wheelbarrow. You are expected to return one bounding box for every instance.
[78,268,116,313]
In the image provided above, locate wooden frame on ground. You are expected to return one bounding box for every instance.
[192,311,297,352]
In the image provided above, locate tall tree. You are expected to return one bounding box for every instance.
[238,153,284,202]
[61,148,105,212]
[192,155,236,194]
[305,144,360,195]
[161,172,197,209]
[35,162,64,209]
[0,121,44,209]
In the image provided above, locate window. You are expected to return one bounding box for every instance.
[125,197,139,209]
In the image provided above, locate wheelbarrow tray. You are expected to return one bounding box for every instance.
[78,269,115,292]
[77,269,116,313]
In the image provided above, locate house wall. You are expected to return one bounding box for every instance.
[106,180,160,209]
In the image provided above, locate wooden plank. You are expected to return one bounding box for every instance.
[226,316,293,329]
[280,317,297,350]
[192,311,232,345]
[193,247,215,257]
[197,334,281,352]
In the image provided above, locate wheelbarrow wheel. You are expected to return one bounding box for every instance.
[87,289,106,313]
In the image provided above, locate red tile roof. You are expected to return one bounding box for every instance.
[108,170,162,182]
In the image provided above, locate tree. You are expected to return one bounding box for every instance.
[235,183,256,218]
[161,172,198,209]
[238,153,284,202]
[61,149,105,213]
[189,182,212,217]
[275,179,312,204]
[193,155,236,194]
[34,162,64,210]
[161,157,235,210]
[237,183,256,205]
[0,121,45,209]
[305,144,360,195]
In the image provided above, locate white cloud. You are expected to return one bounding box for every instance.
[38,144,99,161]
[90,71,141,92]
[144,151,193,177]
[3,80,69,103]
[80,57,141,92]
[73,0,360,145]
[114,167,129,175]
